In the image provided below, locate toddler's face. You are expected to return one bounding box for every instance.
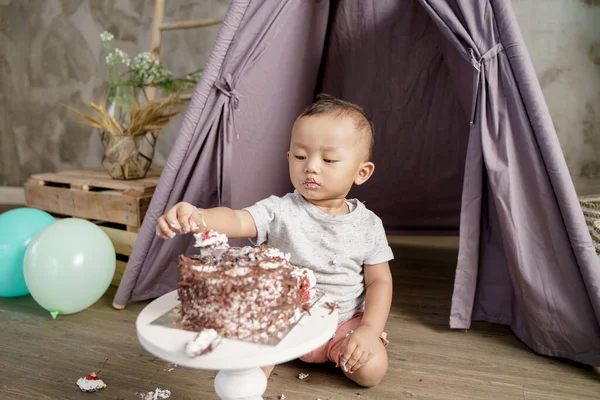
[287,114,370,203]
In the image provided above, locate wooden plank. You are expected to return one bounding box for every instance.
[29,167,162,191]
[2,246,600,399]
[111,260,128,287]
[24,182,144,226]
[267,361,525,400]
[28,166,163,192]
[137,196,152,227]
[524,386,600,400]
[71,184,89,191]
[387,235,459,250]
[122,186,156,197]
[45,166,163,183]
[97,226,137,256]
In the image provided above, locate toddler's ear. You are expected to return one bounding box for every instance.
[355,162,375,186]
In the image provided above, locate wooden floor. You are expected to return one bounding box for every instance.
[0,205,599,399]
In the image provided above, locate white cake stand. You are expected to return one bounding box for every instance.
[136,290,338,400]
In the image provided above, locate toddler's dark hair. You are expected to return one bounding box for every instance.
[298,93,374,160]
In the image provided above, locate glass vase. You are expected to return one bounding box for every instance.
[100,131,157,180]
[100,86,156,180]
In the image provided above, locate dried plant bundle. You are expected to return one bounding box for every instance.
[72,95,184,137]
[72,102,123,135]
[127,96,183,136]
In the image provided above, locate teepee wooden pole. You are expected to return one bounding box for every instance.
[160,17,223,31]
[147,0,223,103]
[146,0,165,102]
[150,0,165,60]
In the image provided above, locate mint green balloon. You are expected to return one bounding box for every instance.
[23,218,116,317]
[0,208,55,297]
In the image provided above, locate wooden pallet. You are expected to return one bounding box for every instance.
[98,225,137,287]
[23,166,163,287]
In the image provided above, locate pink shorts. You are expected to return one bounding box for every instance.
[299,313,389,365]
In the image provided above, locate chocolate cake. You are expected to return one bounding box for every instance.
[177,230,316,352]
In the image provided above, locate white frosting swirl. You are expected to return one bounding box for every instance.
[263,247,290,261]
[259,261,283,269]
[194,230,229,259]
[194,230,229,249]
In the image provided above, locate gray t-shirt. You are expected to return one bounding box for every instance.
[244,190,394,323]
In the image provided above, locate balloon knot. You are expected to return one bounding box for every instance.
[50,310,60,319]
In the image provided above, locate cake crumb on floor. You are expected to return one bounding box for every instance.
[298,372,309,380]
[163,362,177,372]
[138,388,171,399]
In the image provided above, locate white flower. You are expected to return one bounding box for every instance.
[132,52,168,82]
[113,48,131,66]
[100,31,114,44]
[136,52,154,64]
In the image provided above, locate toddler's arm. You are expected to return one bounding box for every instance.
[339,261,392,374]
[360,261,393,334]
[156,201,257,239]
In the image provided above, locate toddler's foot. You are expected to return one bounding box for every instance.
[261,365,275,379]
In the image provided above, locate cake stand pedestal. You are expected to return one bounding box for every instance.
[136,290,338,400]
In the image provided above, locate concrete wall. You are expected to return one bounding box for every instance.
[0,0,229,186]
[512,0,600,195]
[0,0,599,195]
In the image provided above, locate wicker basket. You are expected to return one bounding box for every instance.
[578,195,600,255]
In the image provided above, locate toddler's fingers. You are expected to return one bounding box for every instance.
[156,216,175,239]
[339,340,357,372]
[188,207,206,233]
[344,348,363,373]
[164,207,182,233]
[349,350,372,374]
[176,204,194,233]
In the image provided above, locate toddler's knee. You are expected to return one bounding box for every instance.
[347,356,388,387]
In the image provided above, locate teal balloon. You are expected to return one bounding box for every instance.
[23,218,116,316]
[0,208,55,297]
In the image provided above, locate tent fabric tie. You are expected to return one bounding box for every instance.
[469,42,504,124]
[214,73,240,206]
[215,72,241,139]
[215,73,240,110]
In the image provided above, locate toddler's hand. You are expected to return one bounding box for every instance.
[338,325,379,374]
[156,202,206,239]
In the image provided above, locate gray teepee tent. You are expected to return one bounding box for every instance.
[114,0,600,366]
